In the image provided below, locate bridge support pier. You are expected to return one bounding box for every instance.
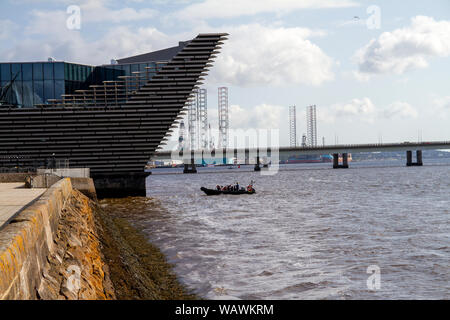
[342,153,349,168]
[254,156,261,171]
[93,172,150,199]
[406,150,423,166]
[183,158,197,173]
[406,150,412,166]
[417,150,423,166]
[333,153,339,168]
[333,153,349,169]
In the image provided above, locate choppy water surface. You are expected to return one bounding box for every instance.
[104,160,450,299]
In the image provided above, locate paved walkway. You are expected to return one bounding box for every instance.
[0,183,46,229]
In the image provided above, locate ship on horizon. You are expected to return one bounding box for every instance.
[281,154,352,164]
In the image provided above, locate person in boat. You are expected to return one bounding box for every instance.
[236,182,239,191]
[247,184,254,192]
[216,185,221,191]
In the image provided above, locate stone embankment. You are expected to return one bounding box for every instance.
[0,175,195,300]
[0,178,115,299]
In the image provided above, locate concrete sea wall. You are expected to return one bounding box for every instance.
[0,173,31,183]
[0,172,61,188]
[0,178,115,300]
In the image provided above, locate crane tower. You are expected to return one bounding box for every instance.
[218,87,229,148]
[289,106,297,147]
[178,120,186,151]
[187,88,208,150]
[197,88,208,149]
[306,105,317,147]
[187,92,197,150]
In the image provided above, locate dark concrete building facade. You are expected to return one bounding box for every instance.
[0,33,227,197]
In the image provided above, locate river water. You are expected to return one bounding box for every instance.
[102,160,450,299]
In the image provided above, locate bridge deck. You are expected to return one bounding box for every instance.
[152,141,450,160]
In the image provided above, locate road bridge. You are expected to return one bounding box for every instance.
[151,141,450,172]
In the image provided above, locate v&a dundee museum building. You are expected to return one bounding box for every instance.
[0,33,227,197]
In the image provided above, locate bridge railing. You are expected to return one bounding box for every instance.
[277,140,450,151]
[0,156,71,173]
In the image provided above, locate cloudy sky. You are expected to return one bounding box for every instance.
[1,0,449,148]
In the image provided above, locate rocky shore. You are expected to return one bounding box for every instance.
[94,196,197,300]
[53,187,197,300]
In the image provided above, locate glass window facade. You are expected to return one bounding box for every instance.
[33,63,43,80]
[0,62,67,107]
[0,59,167,108]
[22,63,33,81]
[64,63,96,95]
[1,64,11,81]
[11,64,22,81]
[43,63,53,80]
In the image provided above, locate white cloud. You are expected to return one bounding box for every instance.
[333,97,375,117]
[80,1,157,23]
[433,96,450,110]
[430,96,450,120]
[4,25,172,65]
[354,16,450,78]
[175,0,358,21]
[89,8,156,23]
[336,17,367,28]
[382,101,418,119]
[330,97,376,122]
[322,98,418,123]
[351,70,371,82]
[229,103,284,129]
[25,10,67,35]
[0,20,17,39]
[209,24,334,86]
[6,3,335,87]
[24,0,157,33]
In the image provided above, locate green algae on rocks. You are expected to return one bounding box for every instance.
[94,201,197,300]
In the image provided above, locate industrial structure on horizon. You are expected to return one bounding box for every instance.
[285,104,331,163]
[306,105,317,147]
[218,87,229,148]
[289,105,297,147]
[288,104,318,148]
[181,86,229,152]
[187,88,208,150]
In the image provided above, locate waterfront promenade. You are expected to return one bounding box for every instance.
[0,183,46,229]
